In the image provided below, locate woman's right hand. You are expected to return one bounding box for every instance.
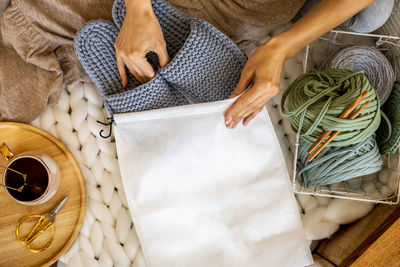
[114,0,170,85]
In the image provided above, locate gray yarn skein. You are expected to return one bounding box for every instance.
[376,1,400,80]
[297,135,383,187]
[74,0,246,115]
[323,46,395,106]
[340,0,394,33]
[295,0,394,33]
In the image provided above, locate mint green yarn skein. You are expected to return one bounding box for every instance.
[297,135,382,187]
[281,69,381,146]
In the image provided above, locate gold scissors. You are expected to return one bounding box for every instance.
[15,196,68,253]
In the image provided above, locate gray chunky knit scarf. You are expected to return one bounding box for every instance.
[74,0,246,116]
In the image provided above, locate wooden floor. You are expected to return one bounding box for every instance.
[352,218,400,266]
[308,203,400,266]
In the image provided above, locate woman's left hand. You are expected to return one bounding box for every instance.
[225,39,287,128]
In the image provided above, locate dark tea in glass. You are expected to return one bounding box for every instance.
[0,143,60,205]
[5,157,49,201]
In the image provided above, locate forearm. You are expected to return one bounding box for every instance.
[225,0,376,127]
[269,0,375,58]
[124,0,153,15]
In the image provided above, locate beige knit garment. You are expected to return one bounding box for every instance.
[0,0,304,122]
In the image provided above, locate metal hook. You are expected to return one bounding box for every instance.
[97,117,114,139]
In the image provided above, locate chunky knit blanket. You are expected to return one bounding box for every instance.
[30,40,375,266]
[34,4,380,264]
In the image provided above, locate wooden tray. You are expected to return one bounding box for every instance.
[0,122,86,267]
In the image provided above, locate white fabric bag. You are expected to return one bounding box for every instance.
[114,97,312,267]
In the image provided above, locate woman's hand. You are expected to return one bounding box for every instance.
[114,0,170,85]
[225,39,286,128]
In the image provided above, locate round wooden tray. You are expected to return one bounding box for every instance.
[0,122,86,267]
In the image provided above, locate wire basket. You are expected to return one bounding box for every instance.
[292,30,400,204]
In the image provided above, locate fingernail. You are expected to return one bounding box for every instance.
[226,117,232,125]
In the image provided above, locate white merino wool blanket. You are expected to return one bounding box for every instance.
[114,96,313,267]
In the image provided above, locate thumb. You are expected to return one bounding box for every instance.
[156,46,170,67]
[230,68,253,98]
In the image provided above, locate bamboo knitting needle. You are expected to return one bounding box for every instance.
[307,91,369,154]
[307,100,370,162]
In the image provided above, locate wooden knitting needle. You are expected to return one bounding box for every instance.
[307,91,369,154]
[307,100,370,162]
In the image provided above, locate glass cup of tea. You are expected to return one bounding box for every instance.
[0,143,60,205]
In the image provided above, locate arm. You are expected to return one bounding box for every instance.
[114,0,169,85]
[225,0,375,129]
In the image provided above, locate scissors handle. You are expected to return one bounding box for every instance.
[26,215,45,243]
[15,215,55,253]
[27,233,54,253]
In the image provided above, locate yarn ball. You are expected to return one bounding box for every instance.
[377,81,400,154]
[281,69,381,146]
[376,0,400,80]
[294,0,394,33]
[297,135,383,186]
[323,46,395,106]
[340,0,394,33]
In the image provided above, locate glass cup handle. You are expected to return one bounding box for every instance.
[0,143,14,161]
